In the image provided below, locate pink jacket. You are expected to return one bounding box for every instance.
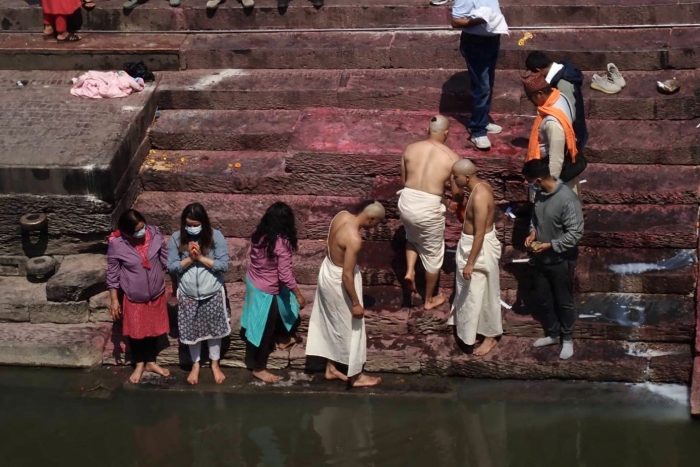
[247,237,298,296]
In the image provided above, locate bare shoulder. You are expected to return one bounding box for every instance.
[474,183,495,202]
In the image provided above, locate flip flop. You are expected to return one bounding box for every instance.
[56,33,81,42]
[82,0,96,9]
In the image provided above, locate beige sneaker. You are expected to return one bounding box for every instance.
[241,0,254,6]
[470,135,492,150]
[606,63,626,88]
[590,73,622,94]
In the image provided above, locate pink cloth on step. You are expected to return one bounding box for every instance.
[70,71,145,99]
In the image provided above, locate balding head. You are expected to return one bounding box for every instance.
[358,201,385,228]
[452,159,477,188]
[428,115,450,142]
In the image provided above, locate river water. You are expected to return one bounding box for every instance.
[0,367,698,467]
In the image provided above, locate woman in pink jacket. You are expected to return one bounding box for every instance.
[107,209,170,384]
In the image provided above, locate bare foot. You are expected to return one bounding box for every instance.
[187,362,200,385]
[211,361,226,384]
[276,335,298,351]
[424,294,447,311]
[145,362,170,377]
[404,272,417,293]
[252,369,282,384]
[473,337,498,357]
[324,361,348,382]
[129,363,145,384]
[42,24,54,39]
[351,373,382,388]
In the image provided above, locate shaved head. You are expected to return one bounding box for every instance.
[362,201,386,220]
[452,158,477,177]
[429,115,450,134]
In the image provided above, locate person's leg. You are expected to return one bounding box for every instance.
[43,14,55,37]
[208,338,226,384]
[143,336,170,377]
[423,270,446,310]
[461,34,492,138]
[128,338,147,384]
[404,242,419,293]
[54,15,67,35]
[187,342,202,385]
[532,264,560,347]
[324,360,348,382]
[246,300,282,383]
[550,260,577,359]
[486,36,500,117]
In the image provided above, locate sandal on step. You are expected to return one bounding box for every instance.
[82,0,96,9]
[42,26,54,40]
[56,33,81,42]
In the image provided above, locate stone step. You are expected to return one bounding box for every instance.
[0,27,696,71]
[0,322,111,367]
[104,322,692,383]
[692,357,700,416]
[157,68,700,120]
[141,149,700,206]
[149,109,700,166]
[134,191,699,249]
[3,0,699,32]
[409,292,696,343]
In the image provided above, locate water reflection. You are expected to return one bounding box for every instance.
[0,377,698,467]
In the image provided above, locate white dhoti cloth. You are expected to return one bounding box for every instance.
[397,187,447,273]
[447,229,503,345]
[305,257,367,377]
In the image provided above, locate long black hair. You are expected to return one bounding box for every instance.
[251,202,298,259]
[179,203,213,254]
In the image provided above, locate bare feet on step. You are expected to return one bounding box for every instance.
[252,369,282,384]
[129,362,145,384]
[145,362,170,377]
[211,361,226,384]
[424,294,447,310]
[324,361,348,382]
[351,373,382,388]
[187,362,200,385]
[473,337,498,357]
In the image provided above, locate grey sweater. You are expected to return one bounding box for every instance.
[531,180,584,263]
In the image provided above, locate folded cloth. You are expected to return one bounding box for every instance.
[398,187,447,274]
[305,257,367,377]
[447,229,503,345]
[469,6,509,35]
[70,70,145,99]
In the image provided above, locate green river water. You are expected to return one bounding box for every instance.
[0,367,698,467]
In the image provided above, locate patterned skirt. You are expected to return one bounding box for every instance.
[177,288,231,345]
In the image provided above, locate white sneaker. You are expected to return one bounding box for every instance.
[206,0,222,8]
[590,73,622,94]
[470,135,491,150]
[241,0,254,7]
[560,341,574,360]
[486,123,502,134]
[606,63,626,88]
[533,336,558,347]
[429,0,450,5]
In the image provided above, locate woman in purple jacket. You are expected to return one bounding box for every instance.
[242,202,308,383]
[107,209,170,384]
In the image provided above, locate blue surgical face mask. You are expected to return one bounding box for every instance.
[132,227,146,239]
[528,182,541,193]
[186,225,202,236]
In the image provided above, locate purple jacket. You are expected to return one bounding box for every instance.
[106,225,168,303]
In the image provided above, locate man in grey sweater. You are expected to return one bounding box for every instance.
[522,158,584,360]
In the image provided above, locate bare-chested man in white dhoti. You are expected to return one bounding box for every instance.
[398,115,461,310]
[448,159,503,356]
[305,201,385,388]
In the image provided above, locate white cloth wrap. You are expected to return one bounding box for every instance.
[305,257,367,377]
[397,187,447,274]
[447,229,503,345]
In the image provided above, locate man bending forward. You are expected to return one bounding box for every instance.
[305,201,385,387]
